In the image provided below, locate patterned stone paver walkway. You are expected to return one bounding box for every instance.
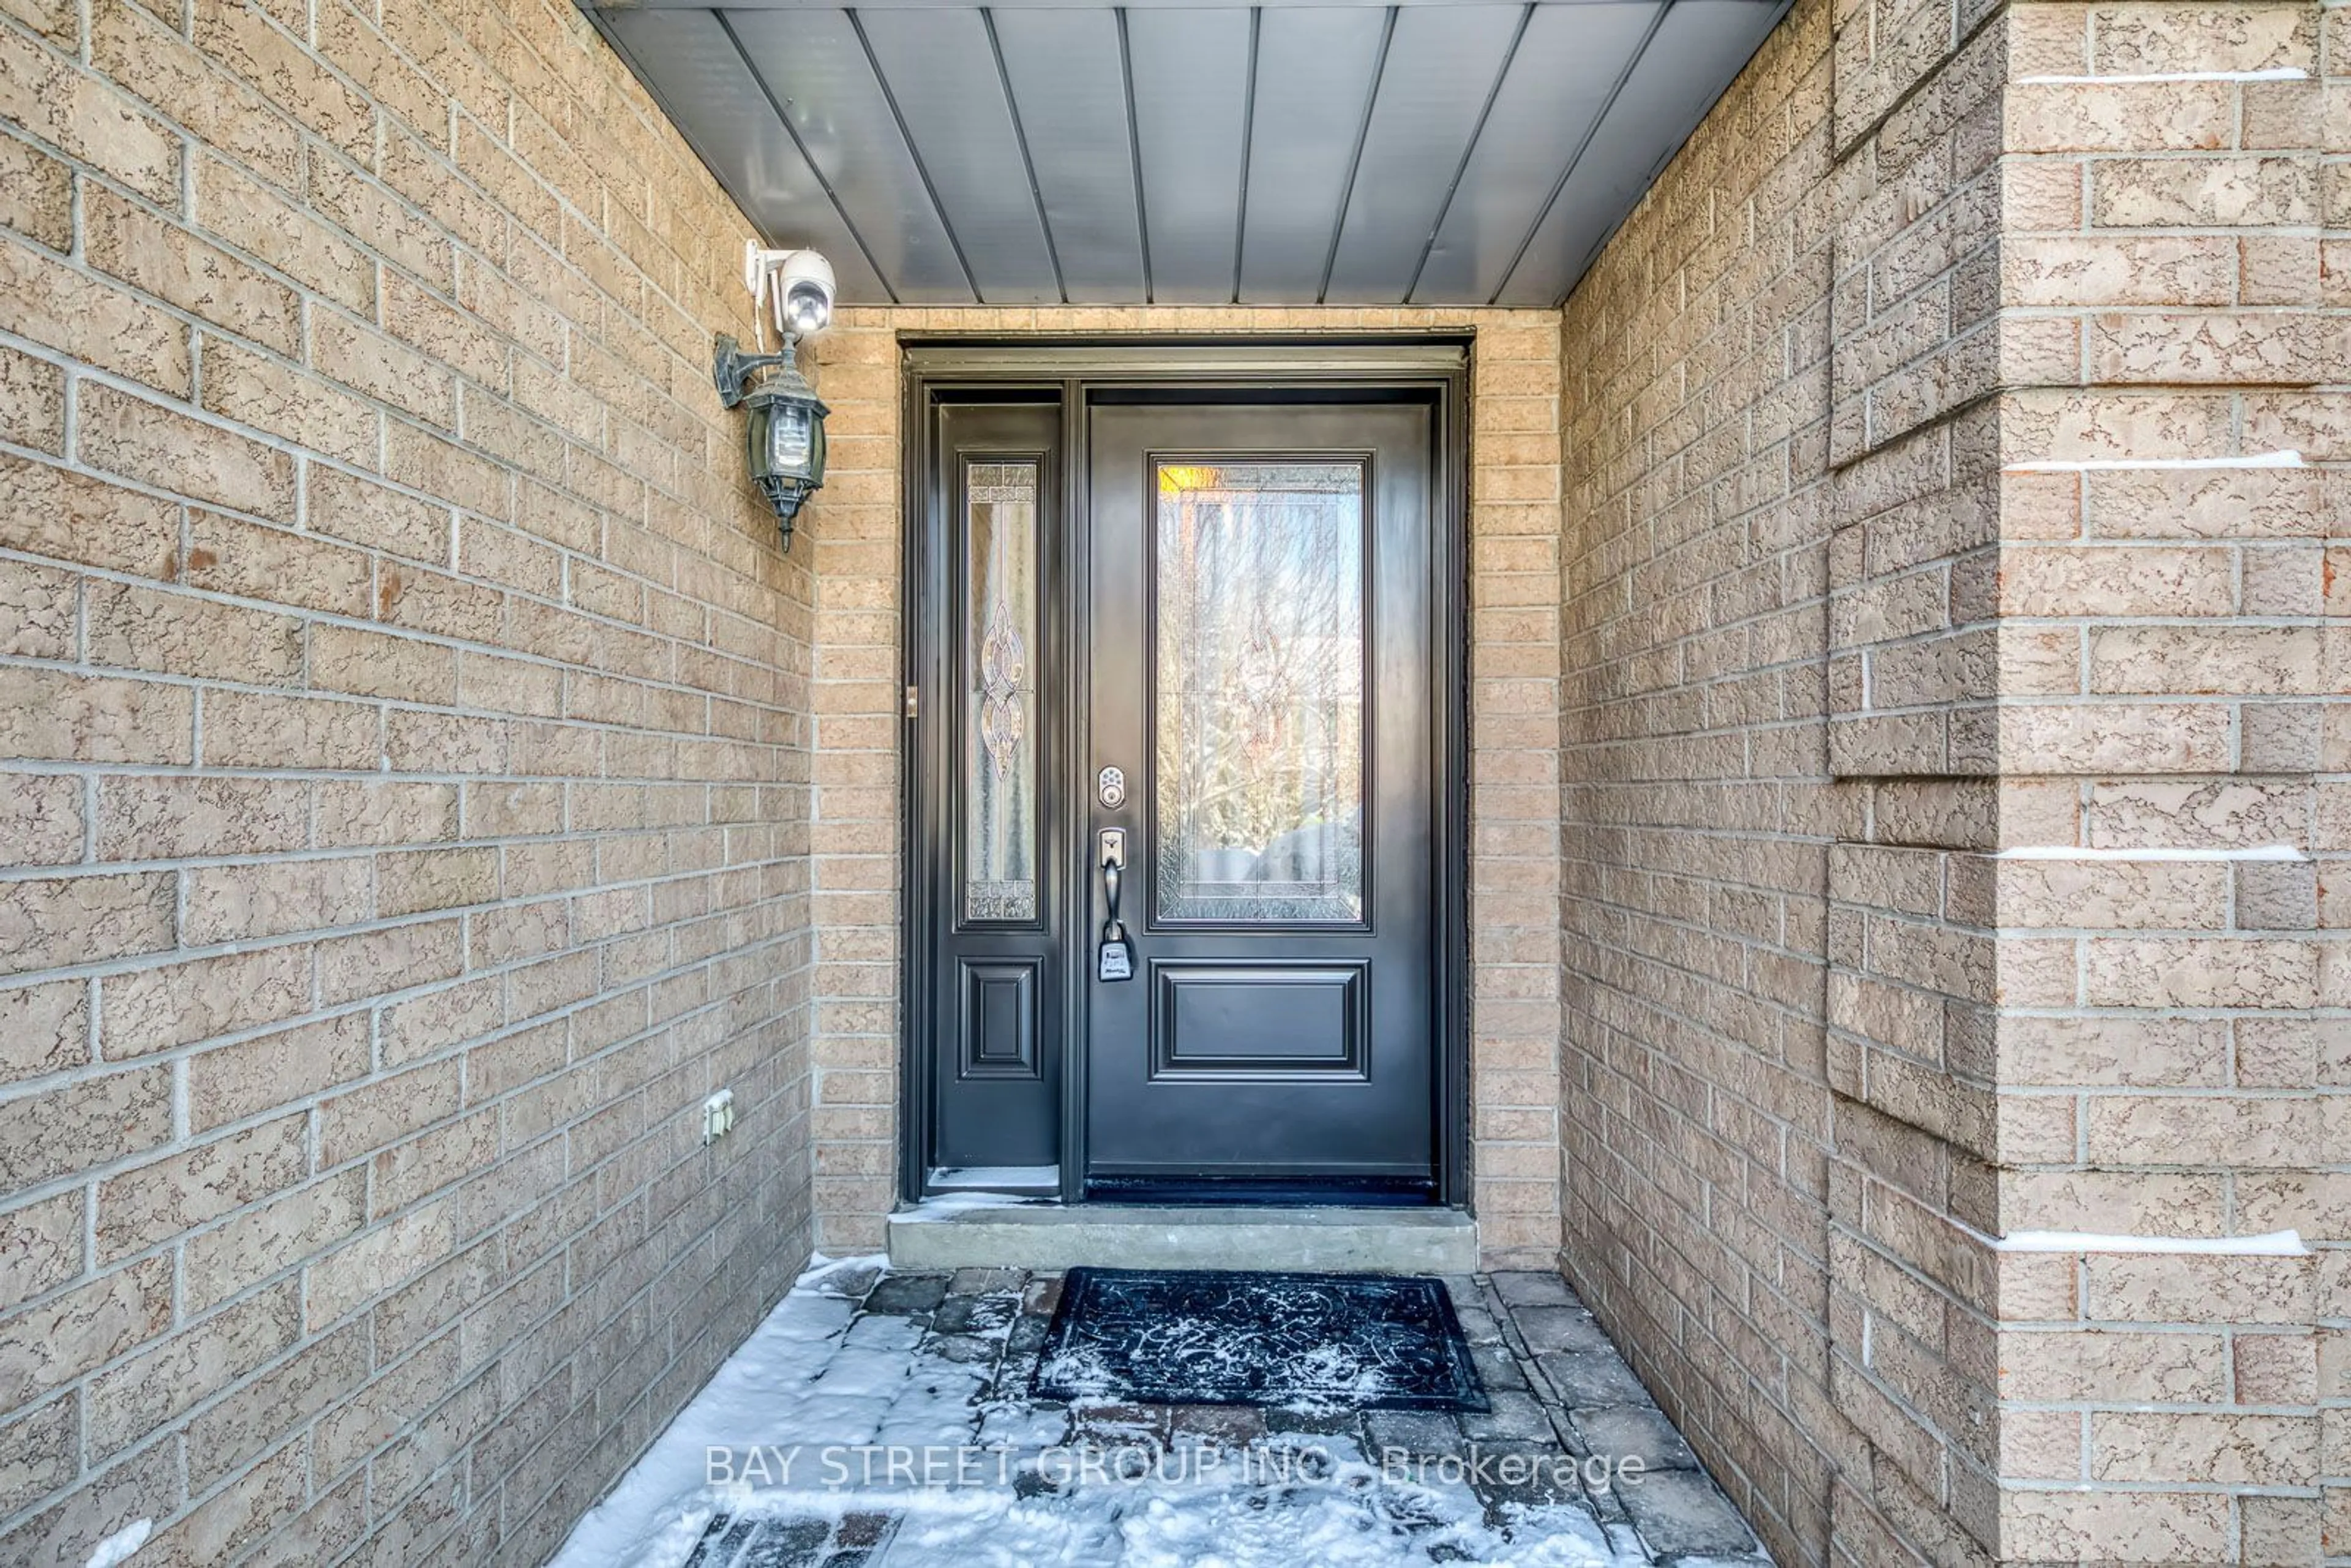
[637,1266,1766,1568]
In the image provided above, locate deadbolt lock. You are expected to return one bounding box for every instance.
[1097,765,1127,810]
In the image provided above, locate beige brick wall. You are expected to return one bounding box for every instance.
[0,1,816,1562]
[801,306,1567,1263]
[1565,0,2347,1562]
[1559,0,1852,1557]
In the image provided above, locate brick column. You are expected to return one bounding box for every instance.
[1981,2,2344,1557]
[1467,318,1571,1267]
[799,314,904,1256]
[1828,0,2346,1560]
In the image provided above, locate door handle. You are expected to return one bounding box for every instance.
[1098,828,1127,938]
[1097,828,1134,981]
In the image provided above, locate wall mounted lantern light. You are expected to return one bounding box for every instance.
[714,244,834,549]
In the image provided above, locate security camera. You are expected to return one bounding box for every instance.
[746,244,834,341]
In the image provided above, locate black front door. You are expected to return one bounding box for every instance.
[1081,403,1438,1196]
[913,370,1452,1202]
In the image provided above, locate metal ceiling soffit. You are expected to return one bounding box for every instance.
[580,0,1786,308]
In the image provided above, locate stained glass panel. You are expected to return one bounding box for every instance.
[964,461,1038,923]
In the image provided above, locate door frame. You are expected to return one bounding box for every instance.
[896,336,1473,1209]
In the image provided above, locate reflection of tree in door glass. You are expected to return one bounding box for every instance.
[1155,462,1365,923]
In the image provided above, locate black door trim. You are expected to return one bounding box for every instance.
[898,335,1473,1210]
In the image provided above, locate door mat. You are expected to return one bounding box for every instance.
[1031,1267,1488,1412]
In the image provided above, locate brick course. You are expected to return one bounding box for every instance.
[0,0,814,1561]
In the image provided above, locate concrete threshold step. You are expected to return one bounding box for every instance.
[885,1201,1477,1275]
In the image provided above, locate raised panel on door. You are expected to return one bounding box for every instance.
[1149,961,1369,1079]
[959,958,1042,1080]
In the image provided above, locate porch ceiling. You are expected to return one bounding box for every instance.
[576,0,1787,309]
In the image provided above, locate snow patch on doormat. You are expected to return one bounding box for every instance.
[1033,1268,1488,1412]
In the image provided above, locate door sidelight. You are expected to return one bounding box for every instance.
[1097,827,1134,981]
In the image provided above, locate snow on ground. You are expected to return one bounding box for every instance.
[547,1256,880,1568]
[871,1480,1632,1568]
[548,1256,1648,1568]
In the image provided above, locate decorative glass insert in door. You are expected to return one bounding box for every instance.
[963,461,1038,923]
[1154,461,1365,923]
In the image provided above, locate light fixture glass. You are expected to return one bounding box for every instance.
[735,352,828,546]
[764,398,815,470]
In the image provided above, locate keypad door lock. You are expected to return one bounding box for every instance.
[1097,765,1127,810]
